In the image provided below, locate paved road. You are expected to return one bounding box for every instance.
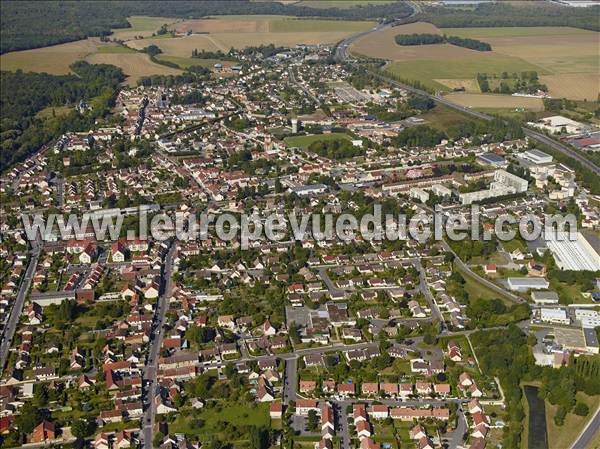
[441,240,525,304]
[142,241,176,449]
[282,357,298,405]
[449,406,467,449]
[571,405,600,449]
[0,238,41,375]
[335,11,600,177]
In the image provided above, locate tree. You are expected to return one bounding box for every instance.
[15,403,44,435]
[71,419,95,439]
[250,426,270,449]
[573,402,589,416]
[307,410,319,432]
[153,432,165,448]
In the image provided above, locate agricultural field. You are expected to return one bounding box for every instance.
[154,55,236,70]
[296,0,396,8]
[351,22,600,101]
[85,52,182,86]
[110,15,180,41]
[0,38,100,74]
[127,15,375,57]
[444,92,544,111]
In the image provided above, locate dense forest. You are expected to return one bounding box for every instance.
[0,0,413,53]
[394,33,445,46]
[418,2,600,31]
[308,138,363,160]
[391,117,524,148]
[471,326,600,449]
[0,62,125,170]
[445,35,491,51]
[395,33,491,51]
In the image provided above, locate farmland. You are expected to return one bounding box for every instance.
[0,14,374,83]
[128,15,375,58]
[85,53,182,86]
[351,22,600,101]
[443,93,544,111]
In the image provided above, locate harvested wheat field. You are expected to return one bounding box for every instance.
[111,16,179,41]
[127,34,223,56]
[85,53,182,86]
[540,74,600,101]
[444,93,544,110]
[171,17,272,34]
[0,39,99,74]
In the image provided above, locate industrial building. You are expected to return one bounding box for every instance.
[477,153,508,168]
[520,149,553,165]
[531,291,560,305]
[508,277,550,291]
[545,232,600,271]
[540,308,570,325]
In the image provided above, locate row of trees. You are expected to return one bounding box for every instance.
[395,33,491,51]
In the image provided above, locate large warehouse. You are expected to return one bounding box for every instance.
[545,231,600,271]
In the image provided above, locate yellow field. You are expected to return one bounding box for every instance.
[0,39,99,74]
[443,92,544,110]
[85,53,182,86]
[352,22,600,101]
[541,74,600,101]
[111,16,180,41]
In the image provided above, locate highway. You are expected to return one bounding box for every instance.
[0,237,41,375]
[335,6,600,177]
[141,240,176,449]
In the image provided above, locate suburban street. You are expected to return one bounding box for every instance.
[141,240,176,449]
[0,237,41,374]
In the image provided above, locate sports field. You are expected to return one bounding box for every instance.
[284,132,350,149]
[351,22,600,101]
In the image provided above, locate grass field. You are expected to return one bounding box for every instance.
[353,22,600,101]
[386,54,548,92]
[170,402,270,439]
[546,392,599,449]
[96,44,138,54]
[35,106,72,120]
[284,132,350,149]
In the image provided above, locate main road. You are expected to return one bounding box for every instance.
[142,240,176,449]
[335,5,600,176]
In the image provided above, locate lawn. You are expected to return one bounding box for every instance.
[284,132,350,149]
[545,392,599,449]
[170,402,270,439]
